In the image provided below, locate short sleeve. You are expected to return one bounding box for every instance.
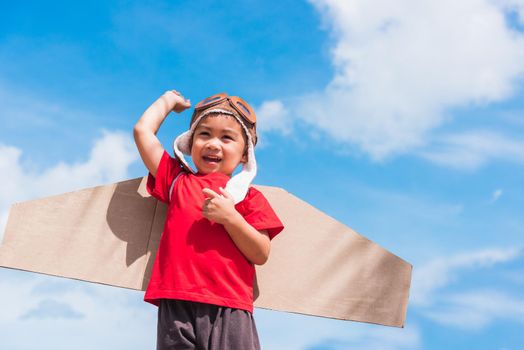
[236,187,284,240]
[146,151,184,203]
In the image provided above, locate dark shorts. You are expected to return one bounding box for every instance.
[157,299,261,350]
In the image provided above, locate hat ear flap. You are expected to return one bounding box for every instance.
[173,130,195,173]
[224,134,257,204]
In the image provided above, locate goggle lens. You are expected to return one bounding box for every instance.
[200,95,222,106]
[235,101,251,116]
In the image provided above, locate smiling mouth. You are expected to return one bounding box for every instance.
[203,155,222,163]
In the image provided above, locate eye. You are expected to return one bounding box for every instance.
[222,135,234,141]
[198,131,210,136]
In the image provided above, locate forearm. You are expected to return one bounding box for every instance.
[223,212,270,266]
[134,93,177,136]
[133,93,178,175]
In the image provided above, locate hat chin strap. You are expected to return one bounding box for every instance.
[173,109,257,204]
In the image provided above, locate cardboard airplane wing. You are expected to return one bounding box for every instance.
[0,177,412,327]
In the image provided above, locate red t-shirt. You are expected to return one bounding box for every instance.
[144,151,284,313]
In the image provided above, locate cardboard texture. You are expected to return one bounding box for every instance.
[0,177,412,327]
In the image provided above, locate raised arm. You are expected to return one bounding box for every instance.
[133,90,191,176]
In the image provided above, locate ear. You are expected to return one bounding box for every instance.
[241,150,248,164]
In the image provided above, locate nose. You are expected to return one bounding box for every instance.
[205,137,220,150]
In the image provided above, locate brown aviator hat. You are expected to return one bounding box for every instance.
[189,93,258,146]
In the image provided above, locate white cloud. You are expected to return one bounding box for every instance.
[34,130,137,193]
[256,100,291,135]
[0,131,138,241]
[0,271,156,350]
[410,247,524,331]
[254,100,292,148]
[288,0,524,160]
[304,323,421,350]
[21,298,85,320]
[0,211,8,242]
[411,247,522,306]
[256,309,421,350]
[425,290,524,329]
[419,130,524,170]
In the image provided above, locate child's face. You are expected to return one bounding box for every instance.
[191,114,247,176]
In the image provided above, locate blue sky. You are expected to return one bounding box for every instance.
[1,0,524,349]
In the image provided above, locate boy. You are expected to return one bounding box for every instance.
[134,90,284,350]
